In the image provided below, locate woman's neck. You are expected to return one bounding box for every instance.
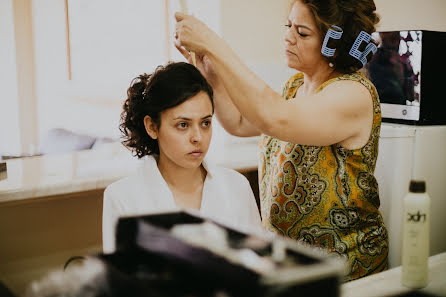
[156,154,207,210]
[299,65,339,96]
[157,156,206,192]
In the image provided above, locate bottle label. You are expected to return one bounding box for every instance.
[407,211,427,223]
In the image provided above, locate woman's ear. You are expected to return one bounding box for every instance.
[143,115,158,139]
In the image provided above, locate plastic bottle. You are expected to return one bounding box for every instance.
[401,180,430,288]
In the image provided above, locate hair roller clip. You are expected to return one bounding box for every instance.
[321,25,343,57]
[349,31,378,67]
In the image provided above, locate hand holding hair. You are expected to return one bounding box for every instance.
[177,1,196,66]
[174,12,219,59]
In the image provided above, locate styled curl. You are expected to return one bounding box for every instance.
[301,0,380,73]
[119,62,214,158]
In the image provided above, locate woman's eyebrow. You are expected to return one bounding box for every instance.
[173,114,213,120]
[295,24,313,32]
[288,19,313,31]
[173,116,191,120]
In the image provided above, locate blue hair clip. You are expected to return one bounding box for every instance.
[321,25,343,57]
[349,31,377,66]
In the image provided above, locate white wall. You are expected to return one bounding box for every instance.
[375,0,446,31]
[221,0,295,93]
[0,0,21,155]
[31,0,224,152]
[217,0,296,145]
[32,0,168,143]
[14,0,39,155]
[0,0,37,156]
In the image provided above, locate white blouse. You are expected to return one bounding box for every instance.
[102,156,262,253]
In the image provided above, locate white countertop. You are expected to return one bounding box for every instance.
[0,140,260,203]
[342,252,446,297]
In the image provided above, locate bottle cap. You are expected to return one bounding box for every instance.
[409,180,426,193]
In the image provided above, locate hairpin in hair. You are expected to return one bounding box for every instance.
[349,31,377,66]
[321,25,343,57]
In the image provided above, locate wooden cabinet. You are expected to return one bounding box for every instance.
[0,190,103,296]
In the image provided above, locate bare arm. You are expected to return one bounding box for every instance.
[212,81,261,137]
[208,42,372,146]
[175,13,372,146]
[175,44,260,137]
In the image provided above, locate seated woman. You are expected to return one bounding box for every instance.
[102,62,262,253]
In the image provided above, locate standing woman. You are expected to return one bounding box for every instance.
[175,0,388,280]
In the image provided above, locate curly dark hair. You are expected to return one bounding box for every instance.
[120,62,214,158]
[300,0,380,73]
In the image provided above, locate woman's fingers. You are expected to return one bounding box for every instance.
[174,21,188,48]
[174,43,191,61]
[174,11,213,55]
[175,12,185,22]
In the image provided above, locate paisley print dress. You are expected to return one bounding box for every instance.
[259,72,388,281]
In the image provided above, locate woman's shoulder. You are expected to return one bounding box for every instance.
[284,72,304,88]
[282,72,304,98]
[339,71,374,86]
[104,175,136,201]
[318,72,379,103]
[104,156,158,199]
[213,166,248,180]
[207,164,250,187]
[322,72,377,92]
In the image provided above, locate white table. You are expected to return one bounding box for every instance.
[342,252,446,297]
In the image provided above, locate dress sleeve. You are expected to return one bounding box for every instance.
[102,186,121,253]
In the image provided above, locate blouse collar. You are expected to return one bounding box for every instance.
[140,154,215,184]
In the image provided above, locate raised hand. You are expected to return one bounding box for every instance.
[174,13,217,54]
[174,43,218,87]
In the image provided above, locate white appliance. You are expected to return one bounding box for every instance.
[365,30,446,125]
[375,123,446,268]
